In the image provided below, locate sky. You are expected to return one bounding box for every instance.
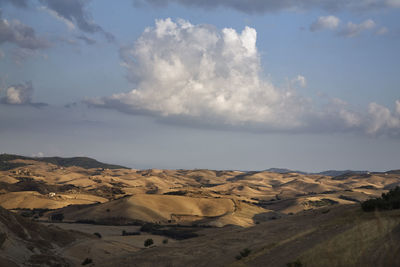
[0,0,399,172]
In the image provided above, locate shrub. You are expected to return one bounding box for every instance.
[81,258,92,265]
[162,239,168,244]
[93,232,102,238]
[144,238,154,247]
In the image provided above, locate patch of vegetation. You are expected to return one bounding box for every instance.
[235,248,251,260]
[88,185,125,196]
[0,161,27,171]
[81,258,93,265]
[356,185,377,190]
[140,223,199,240]
[144,238,154,247]
[122,230,140,236]
[361,186,400,212]
[162,238,168,244]
[286,259,303,267]
[201,183,224,188]
[163,190,187,196]
[306,198,338,207]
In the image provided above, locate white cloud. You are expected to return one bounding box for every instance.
[339,19,376,37]
[88,18,400,137]
[3,81,33,104]
[367,102,400,135]
[292,75,307,88]
[310,15,340,31]
[31,152,44,157]
[396,100,400,115]
[89,18,312,129]
[39,6,76,31]
[376,26,389,35]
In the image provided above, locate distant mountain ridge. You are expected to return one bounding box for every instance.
[264,168,369,177]
[0,153,395,175]
[264,168,307,175]
[0,154,129,170]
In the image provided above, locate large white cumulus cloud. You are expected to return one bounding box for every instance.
[88,18,400,136]
[91,18,311,129]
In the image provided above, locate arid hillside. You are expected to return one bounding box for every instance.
[0,154,399,266]
[1,154,399,226]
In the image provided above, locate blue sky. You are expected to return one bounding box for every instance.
[0,0,399,171]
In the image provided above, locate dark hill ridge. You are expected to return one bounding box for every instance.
[264,168,369,177]
[0,154,129,170]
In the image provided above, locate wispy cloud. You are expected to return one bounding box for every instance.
[376,26,389,35]
[39,6,76,31]
[310,15,340,31]
[87,18,400,137]
[338,19,376,37]
[0,0,28,8]
[310,16,386,38]
[38,0,115,42]
[0,10,49,50]
[76,34,96,45]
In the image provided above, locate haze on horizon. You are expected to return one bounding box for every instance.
[0,0,399,172]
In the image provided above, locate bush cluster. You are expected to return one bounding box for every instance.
[361,186,400,212]
[144,238,154,247]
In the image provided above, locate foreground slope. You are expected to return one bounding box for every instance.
[95,205,400,267]
[0,206,80,266]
